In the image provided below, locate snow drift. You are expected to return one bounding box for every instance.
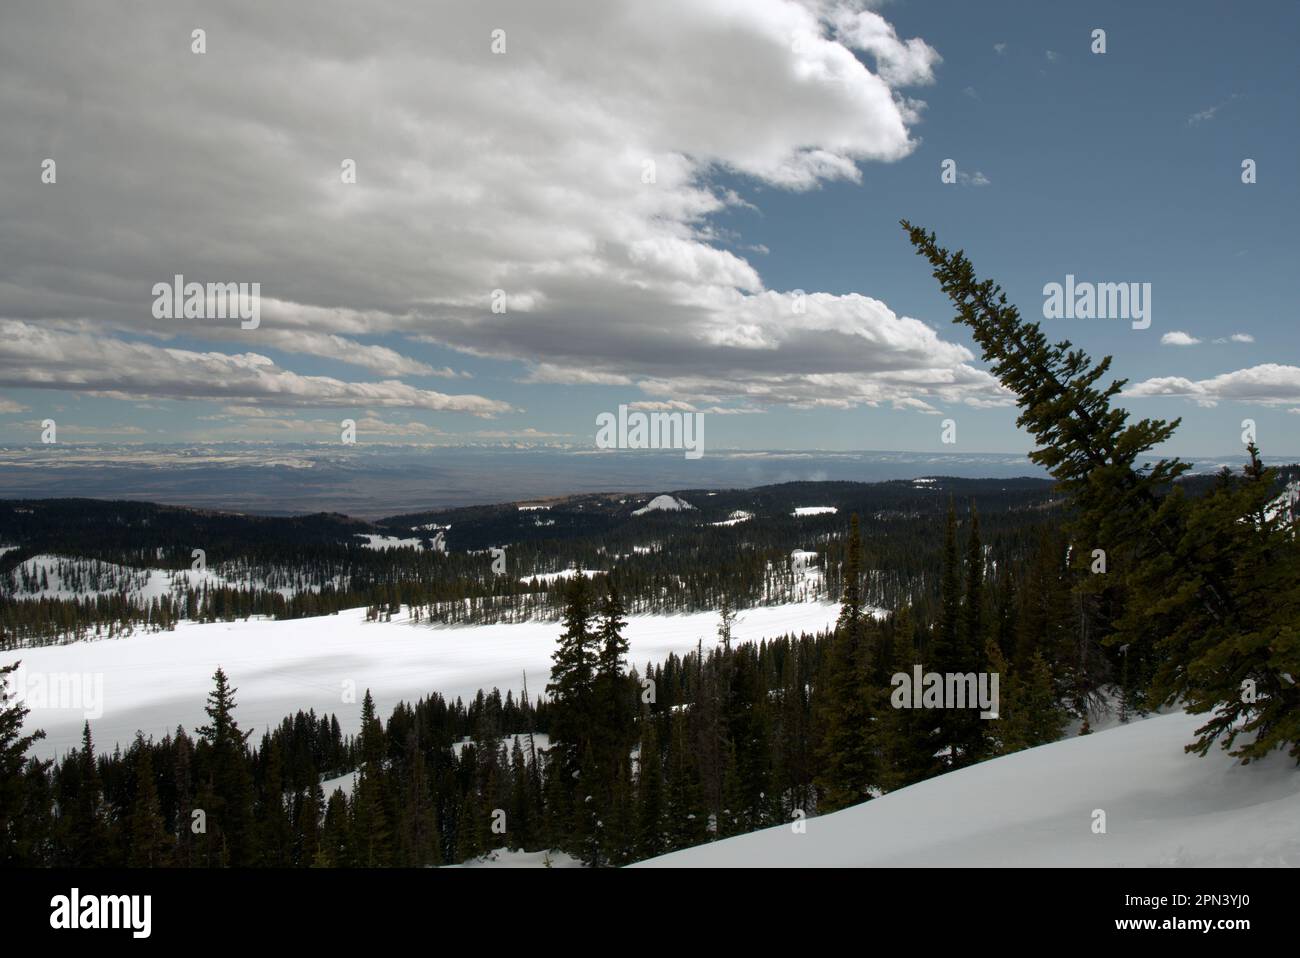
[637,710,1300,867]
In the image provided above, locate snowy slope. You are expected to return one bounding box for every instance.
[3,600,838,760]
[637,710,1300,867]
[2,555,223,601]
[518,568,606,584]
[633,495,694,515]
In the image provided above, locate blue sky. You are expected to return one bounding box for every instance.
[1,0,1296,459]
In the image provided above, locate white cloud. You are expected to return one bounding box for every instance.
[1231,333,1255,343]
[1161,331,1202,346]
[0,1,991,416]
[993,43,1007,55]
[1125,364,1300,407]
[1188,94,1240,126]
[0,321,511,415]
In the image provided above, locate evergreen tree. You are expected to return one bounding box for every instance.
[814,514,879,811]
[127,736,171,867]
[1000,652,1069,752]
[634,719,665,860]
[880,607,941,790]
[195,667,256,865]
[546,574,598,850]
[68,721,111,866]
[593,577,633,800]
[663,711,708,851]
[903,220,1300,761]
[0,660,48,866]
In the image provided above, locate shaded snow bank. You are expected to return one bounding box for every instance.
[637,711,1300,867]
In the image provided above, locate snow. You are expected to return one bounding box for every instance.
[452,732,550,758]
[319,769,358,800]
[2,554,240,601]
[447,847,583,868]
[3,600,839,760]
[1265,480,1299,526]
[711,510,753,526]
[633,495,694,515]
[636,711,1300,867]
[518,568,606,585]
[792,506,837,516]
[355,534,429,551]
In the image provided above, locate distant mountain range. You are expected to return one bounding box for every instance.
[2,442,1287,517]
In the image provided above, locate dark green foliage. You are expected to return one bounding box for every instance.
[903,220,1300,762]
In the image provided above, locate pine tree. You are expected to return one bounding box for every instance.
[257,738,292,866]
[1000,652,1069,751]
[880,606,941,790]
[350,691,392,866]
[543,571,598,811]
[126,736,172,867]
[663,711,708,851]
[903,221,1300,761]
[593,577,633,799]
[0,660,48,865]
[68,721,111,865]
[195,667,256,865]
[316,789,349,866]
[634,718,665,860]
[814,513,881,811]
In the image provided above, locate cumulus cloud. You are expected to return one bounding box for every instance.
[0,0,994,420]
[0,321,511,415]
[1161,331,1202,346]
[1125,364,1300,407]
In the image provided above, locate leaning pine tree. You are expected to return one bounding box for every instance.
[903,221,1300,762]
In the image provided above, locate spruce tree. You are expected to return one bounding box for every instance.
[547,575,597,758]
[813,513,879,811]
[635,719,665,860]
[0,660,48,865]
[68,721,111,865]
[903,221,1300,761]
[195,667,256,865]
[127,736,171,867]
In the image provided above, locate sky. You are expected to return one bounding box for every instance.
[0,0,1296,459]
